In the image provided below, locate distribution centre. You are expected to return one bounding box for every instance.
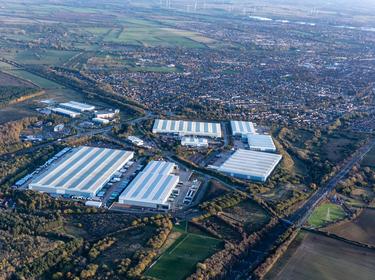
[218,149,282,182]
[29,146,134,197]
[231,120,256,136]
[152,119,222,138]
[247,134,276,152]
[118,160,179,210]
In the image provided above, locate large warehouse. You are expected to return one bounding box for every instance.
[231,120,256,136]
[51,107,81,118]
[218,149,282,182]
[152,119,222,138]
[118,161,179,210]
[29,146,134,197]
[60,101,95,112]
[247,134,276,152]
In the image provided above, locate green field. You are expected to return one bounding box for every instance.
[307,203,346,228]
[145,225,223,280]
[3,69,61,89]
[1,49,77,66]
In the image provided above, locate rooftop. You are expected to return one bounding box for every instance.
[60,101,95,112]
[247,134,276,152]
[152,119,222,138]
[29,146,134,196]
[118,160,178,207]
[218,149,282,181]
[231,120,256,136]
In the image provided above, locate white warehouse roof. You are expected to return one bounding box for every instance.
[152,119,222,138]
[60,101,95,112]
[51,107,81,118]
[181,136,208,147]
[231,121,256,136]
[118,161,179,210]
[247,134,276,152]
[218,149,282,182]
[29,146,134,197]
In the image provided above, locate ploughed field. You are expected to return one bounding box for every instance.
[265,231,375,280]
[323,208,375,246]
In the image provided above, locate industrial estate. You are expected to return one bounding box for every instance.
[1,1,375,280]
[17,117,282,212]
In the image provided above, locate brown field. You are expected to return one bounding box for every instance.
[0,71,36,87]
[323,208,375,246]
[266,231,375,280]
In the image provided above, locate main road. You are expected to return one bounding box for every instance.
[286,138,375,227]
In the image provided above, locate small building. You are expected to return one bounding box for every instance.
[247,134,276,152]
[85,200,103,208]
[60,101,95,112]
[118,161,179,210]
[181,136,208,148]
[152,119,222,138]
[92,118,110,125]
[95,109,119,119]
[218,149,282,182]
[54,124,65,132]
[231,120,256,136]
[127,136,144,146]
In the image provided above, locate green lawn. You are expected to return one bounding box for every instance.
[307,203,346,228]
[145,228,222,280]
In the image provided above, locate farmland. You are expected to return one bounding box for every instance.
[1,68,61,89]
[362,146,375,167]
[324,209,375,246]
[265,231,375,280]
[307,202,346,228]
[145,224,223,280]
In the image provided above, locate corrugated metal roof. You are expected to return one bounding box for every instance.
[218,149,281,180]
[30,147,134,196]
[119,160,179,205]
[247,134,276,151]
[230,121,256,136]
[60,101,95,111]
[152,119,222,138]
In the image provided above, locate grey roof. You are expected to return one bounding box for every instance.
[152,119,222,138]
[247,134,276,151]
[60,101,95,112]
[218,149,282,180]
[181,136,208,146]
[230,121,256,136]
[30,147,134,196]
[119,161,178,206]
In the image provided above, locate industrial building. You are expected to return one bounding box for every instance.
[92,117,110,125]
[247,134,276,152]
[95,110,119,119]
[152,119,222,138]
[51,107,81,118]
[60,101,95,112]
[181,136,208,148]
[218,149,282,182]
[231,120,256,136]
[118,161,179,210]
[127,136,144,146]
[29,146,134,197]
